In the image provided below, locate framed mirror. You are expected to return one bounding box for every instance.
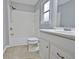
[56,0,75,30]
[40,0,75,31]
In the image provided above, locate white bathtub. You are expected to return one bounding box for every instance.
[3,44,40,59]
[4,36,39,54]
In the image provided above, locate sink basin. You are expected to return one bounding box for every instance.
[40,27,75,40]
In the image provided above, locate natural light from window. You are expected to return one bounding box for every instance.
[43,1,50,22]
[44,1,50,12]
[44,12,49,22]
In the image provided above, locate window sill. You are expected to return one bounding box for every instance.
[40,28,75,41]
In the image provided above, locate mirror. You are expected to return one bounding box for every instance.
[56,0,75,29]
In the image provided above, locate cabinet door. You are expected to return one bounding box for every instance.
[40,39,50,59]
[50,44,75,59]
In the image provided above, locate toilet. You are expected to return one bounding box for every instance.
[27,37,39,53]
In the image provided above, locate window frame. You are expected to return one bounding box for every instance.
[43,1,50,22]
[40,0,52,29]
[41,0,50,24]
[40,0,58,29]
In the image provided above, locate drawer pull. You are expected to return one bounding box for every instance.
[57,52,65,59]
[46,46,48,48]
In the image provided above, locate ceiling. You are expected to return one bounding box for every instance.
[11,0,39,5]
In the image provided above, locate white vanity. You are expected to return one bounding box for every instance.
[39,30,75,59]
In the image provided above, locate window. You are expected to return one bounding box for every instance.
[40,0,58,29]
[41,1,50,24]
[43,1,50,22]
[44,1,50,12]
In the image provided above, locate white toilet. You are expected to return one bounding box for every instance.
[27,37,39,53]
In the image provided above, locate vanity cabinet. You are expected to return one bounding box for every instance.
[40,39,50,59]
[39,32,75,59]
[40,38,75,59]
[50,43,74,59]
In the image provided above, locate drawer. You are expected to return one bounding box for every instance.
[50,44,75,59]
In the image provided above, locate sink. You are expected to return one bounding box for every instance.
[40,27,75,40]
[64,28,71,31]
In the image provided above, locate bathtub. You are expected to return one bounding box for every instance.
[3,44,40,59]
[4,37,39,54]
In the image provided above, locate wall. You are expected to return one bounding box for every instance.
[34,9,40,37]
[9,0,42,45]
[9,10,35,45]
[3,0,9,49]
[12,1,35,12]
[59,0,75,27]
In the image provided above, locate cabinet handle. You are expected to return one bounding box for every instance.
[57,52,65,59]
[10,27,13,30]
[46,46,48,48]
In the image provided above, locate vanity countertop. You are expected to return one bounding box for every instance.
[40,28,75,40]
